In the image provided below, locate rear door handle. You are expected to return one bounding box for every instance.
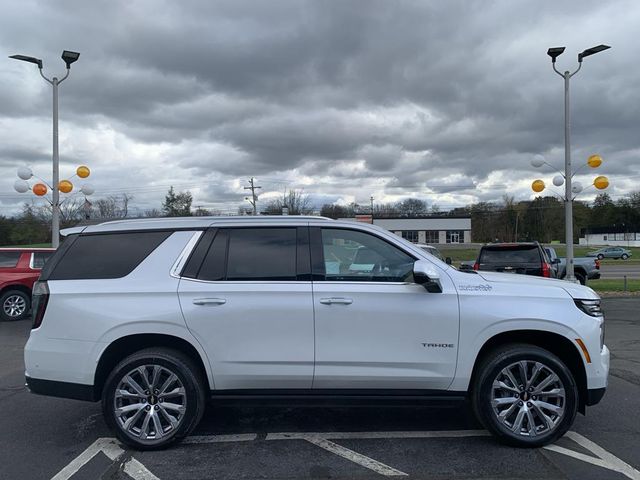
[319,297,353,305]
[193,298,226,306]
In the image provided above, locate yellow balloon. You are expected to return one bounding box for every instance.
[58,180,73,193]
[76,165,90,178]
[587,154,602,168]
[532,179,545,193]
[594,175,609,190]
[33,183,48,196]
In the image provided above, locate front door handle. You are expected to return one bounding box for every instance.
[193,298,226,306]
[319,297,353,305]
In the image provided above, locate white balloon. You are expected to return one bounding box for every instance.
[17,166,33,180]
[80,184,94,196]
[553,175,565,187]
[572,182,583,194]
[14,179,29,193]
[531,155,545,168]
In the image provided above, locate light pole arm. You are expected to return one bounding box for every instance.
[38,68,53,85]
[57,68,70,84]
[552,62,564,78]
[570,62,583,78]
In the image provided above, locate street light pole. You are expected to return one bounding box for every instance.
[10,50,80,248]
[52,76,60,248]
[547,45,610,281]
[563,69,575,281]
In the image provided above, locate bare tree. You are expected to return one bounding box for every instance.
[263,189,313,215]
[91,194,134,220]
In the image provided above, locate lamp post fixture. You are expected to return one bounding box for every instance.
[543,44,610,281]
[10,50,80,248]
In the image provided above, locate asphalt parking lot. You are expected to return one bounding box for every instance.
[1,299,638,480]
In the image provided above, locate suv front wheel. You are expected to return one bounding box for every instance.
[102,348,206,450]
[472,344,578,447]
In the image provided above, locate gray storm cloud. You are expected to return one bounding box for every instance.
[0,0,638,214]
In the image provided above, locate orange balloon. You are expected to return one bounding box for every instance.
[58,180,73,193]
[587,154,602,168]
[76,165,90,178]
[33,183,48,196]
[594,176,609,190]
[531,179,545,193]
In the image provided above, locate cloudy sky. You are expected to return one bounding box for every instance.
[1,0,638,216]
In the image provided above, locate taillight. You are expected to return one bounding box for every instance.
[595,259,600,269]
[31,281,49,329]
[542,262,551,277]
[473,262,479,271]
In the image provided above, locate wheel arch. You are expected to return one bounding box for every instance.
[469,330,588,414]
[0,284,32,298]
[94,333,210,400]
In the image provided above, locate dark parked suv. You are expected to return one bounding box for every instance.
[473,242,556,278]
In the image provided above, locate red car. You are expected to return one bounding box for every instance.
[0,248,55,321]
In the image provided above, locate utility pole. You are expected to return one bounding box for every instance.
[370,196,374,216]
[244,177,261,215]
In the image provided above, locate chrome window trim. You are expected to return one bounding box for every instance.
[170,231,204,279]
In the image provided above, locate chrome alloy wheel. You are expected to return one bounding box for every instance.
[3,294,26,318]
[491,361,566,437]
[114,365,187,444]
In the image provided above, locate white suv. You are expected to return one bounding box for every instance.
[25,216,609,449]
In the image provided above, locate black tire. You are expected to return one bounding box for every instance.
[597,254,604,260]
[102,347,206,450]
[0,289,31,322]
[471,344,578,448]
[621,254,629,260]
[575,272,586,285]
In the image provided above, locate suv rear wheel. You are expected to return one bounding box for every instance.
[1,289,30,322]
[102,347,206,450]
[472,344,578,447]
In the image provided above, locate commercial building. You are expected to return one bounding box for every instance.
[343,215,472,244]
[579,226,640,247]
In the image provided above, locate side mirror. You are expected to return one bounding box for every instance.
[413,260,442,293]
[445,257,452,265]
[552,258,561,265]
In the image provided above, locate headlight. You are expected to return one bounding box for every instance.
[574,299,603,318]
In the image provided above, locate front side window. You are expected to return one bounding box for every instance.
[0,252,21,268]
[318,228,415,282]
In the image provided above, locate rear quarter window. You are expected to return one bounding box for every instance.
[47,231,172,280]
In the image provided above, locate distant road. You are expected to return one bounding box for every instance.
[599,263,640,279]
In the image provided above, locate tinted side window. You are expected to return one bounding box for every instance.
[317,228,415,282]
[197,229,229,281]
[48,231,171,280]
[226,228,297,281]
[0,252,21,268]
[32,252,53,269]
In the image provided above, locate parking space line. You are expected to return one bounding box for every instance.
[123,457,161,480]
[50,437,159,480]
[305,436,408,476]
[544,431,640,480]
[182,433,258,444]
[51,438,123,480]
[266,429,490,441]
